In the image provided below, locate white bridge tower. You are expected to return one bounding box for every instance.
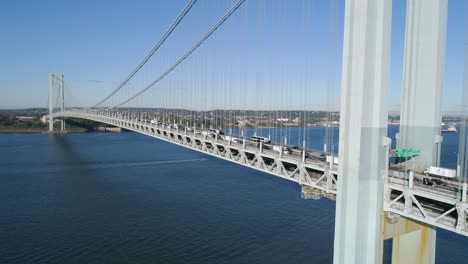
[48,73,65,132]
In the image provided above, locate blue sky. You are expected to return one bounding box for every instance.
[0,0,466,111]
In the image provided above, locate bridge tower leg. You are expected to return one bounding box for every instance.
[60,73,65,131]
[459,36,468,186]
[398,0,448,171]
[333,1,392,264]
[48,73,54,132]
[391,1,448,264]
[48,73,65,133]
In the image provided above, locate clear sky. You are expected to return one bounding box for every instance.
[0,0,466,112]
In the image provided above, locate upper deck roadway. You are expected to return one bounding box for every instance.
[54,109,468,237]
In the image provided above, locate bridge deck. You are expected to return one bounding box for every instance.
[55,110,468,237]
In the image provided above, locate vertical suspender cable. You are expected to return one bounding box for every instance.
[91,0,198,109]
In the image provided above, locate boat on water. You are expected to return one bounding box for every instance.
[442,125,457,133]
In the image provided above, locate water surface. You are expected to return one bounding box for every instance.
[0,129,466,263]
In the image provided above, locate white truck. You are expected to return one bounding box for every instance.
[326,155,339,165]
[251,136,271,143]
[273,146,291,155]
[224,135,240,143]
[423,166,456,178]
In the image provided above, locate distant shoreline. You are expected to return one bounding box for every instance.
[0,124,402,133]
[0,130,48,133]
[0,128,88,133]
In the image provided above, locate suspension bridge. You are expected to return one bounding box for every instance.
[45,0,467,263]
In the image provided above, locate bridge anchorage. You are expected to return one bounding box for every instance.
[48,0,467,263]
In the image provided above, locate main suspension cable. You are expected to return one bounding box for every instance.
[112,0,246,109]
[91,0,198,108]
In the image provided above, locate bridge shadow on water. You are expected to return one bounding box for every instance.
[41,132,342,263]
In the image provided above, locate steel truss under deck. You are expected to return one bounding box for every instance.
[54,110,468,237]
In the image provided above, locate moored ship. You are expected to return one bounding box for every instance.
[442,125,457,133]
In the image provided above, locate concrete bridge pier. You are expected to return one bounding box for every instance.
[382,213,436,264]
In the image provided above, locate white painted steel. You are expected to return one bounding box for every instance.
[53,110,468,239]
[48,73,53,132]
[333,0,392,263]
[60,73,65,131]
[396,1,448,262]
[398,0,448,172]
